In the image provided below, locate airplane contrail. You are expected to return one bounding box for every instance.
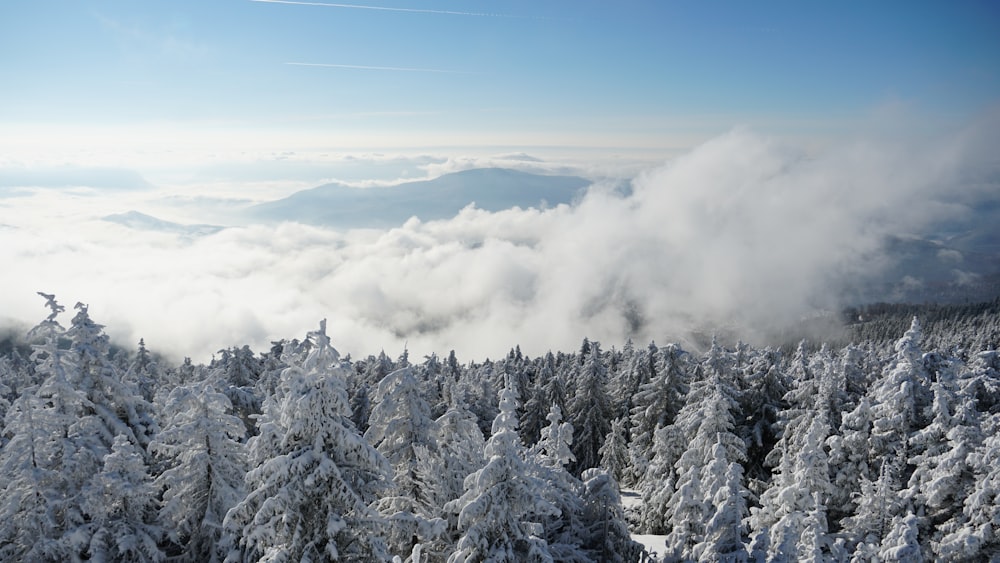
[251,0,519,18]
[286,62,475,74]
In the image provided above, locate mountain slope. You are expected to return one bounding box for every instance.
[103,211,223,236]
[246,168,591,228]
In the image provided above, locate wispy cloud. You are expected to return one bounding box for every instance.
[286,62,476,74]
[251,0,522,18]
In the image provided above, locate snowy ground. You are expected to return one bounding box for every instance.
[621,489,667,560]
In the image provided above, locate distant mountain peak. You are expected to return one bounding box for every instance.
[103,211,223,236]
[247,167,592,229]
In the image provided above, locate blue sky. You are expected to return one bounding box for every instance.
[1,0,999,361]
[2,0,998,153]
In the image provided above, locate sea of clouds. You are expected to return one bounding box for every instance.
[1,118,997,363]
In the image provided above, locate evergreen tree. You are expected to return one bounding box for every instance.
[739,348,786,488]
[663,344,747,561]
[569,341,613,476]
[413,400,486,562]
[628,343,690,487]
[0,392,69,560]
[752,416,834,563]
[827,396,875,526]
[530,403,590,562]
[580,469,643,563]
[936,412,1000,560]
[638,423,678,535]
[446,381,557,563]
[878,512,924,562]
[151,381,247,562]
[693,444,749,563]
[223,321,392,562]
[76,434,164,562]
[66,302,159,449]
[365,366,440,558]
[904,357,981,552]
[599,416,630,484]
[520,368,550,448]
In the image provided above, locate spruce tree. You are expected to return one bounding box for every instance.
[223,321,392,562]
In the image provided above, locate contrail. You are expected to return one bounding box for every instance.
[286,62,475,74]
[251,0,519,18]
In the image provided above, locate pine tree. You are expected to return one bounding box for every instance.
[879,512,924,562]
[0,392,69,560]
[638,423,678,535]
[936,412,1000,560]
[0,295,160,559]
[223,321,392,562]
[628,343,690,486]
[599,416,630,483]
[870,318,930,467]
[827,396,875,526]
[76,434,164,562]
[151,381,248,562]
[904,358,981,553]
[569,341,613,476]
[529,404,589,562]
[693,444,749,562]
[365,366,440,557]
[446,381,557,563]
[752,416,833,563]
[580,469,643,563]
[739,348,786,487]
[664,344,747,561]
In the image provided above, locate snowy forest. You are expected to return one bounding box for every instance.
[1,294,1000,562]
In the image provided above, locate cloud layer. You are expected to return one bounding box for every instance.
[1,124,996,362]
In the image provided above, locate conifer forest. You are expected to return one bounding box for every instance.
[1,294,999,562]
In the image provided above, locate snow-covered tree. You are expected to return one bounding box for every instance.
[0,295,160,560]
[752,416,834,563]
[413,400,486,562]
[446,381,557,563]
[151,381,247,562]
[879,512,923,562]
[580,469,643,563]
[419,401,485,512]
[365,366,440,557]
[663,345,747,561]
[529,404,589,562]
[66,302,159,449]
[693,443,749,562]
[520,369,550,448]
[0,392,68,560]
[904,358,981,552]
[638,423,677,535]
[739,348,786,487]
[75,434,164,562]
[223,321,392,562]
[599,416,630,483]
[936,412,1000,560]
[870,318,931,467]
[628,343,690,486]
[827,395,875,525]
[569,341,613,476]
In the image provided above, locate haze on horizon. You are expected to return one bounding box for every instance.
[1,0,998,362]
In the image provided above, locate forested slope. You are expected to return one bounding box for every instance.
[1,295,999,561]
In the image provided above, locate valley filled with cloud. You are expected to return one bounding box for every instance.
[3,117,997,362]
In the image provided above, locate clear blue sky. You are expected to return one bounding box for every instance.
[2,0,998,151]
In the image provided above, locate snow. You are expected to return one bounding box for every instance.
[632,534,668,560]
[620,489,643,511]
[621,489,668,560]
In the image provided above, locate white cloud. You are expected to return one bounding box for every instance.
[1,120,996,363]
